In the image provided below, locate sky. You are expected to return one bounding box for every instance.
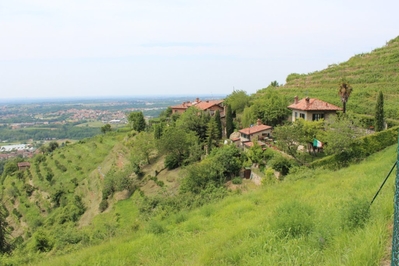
[0,0,398,99]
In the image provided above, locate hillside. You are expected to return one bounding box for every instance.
[7,144,396,265]
[1,35,399,265]
[0,129,181,260]
[278,36,399,120]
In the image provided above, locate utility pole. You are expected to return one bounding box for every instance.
[391,129,399,265]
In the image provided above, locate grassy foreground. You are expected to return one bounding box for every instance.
[9,145,399,265]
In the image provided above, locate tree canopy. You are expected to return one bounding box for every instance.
[158,126,199,168]
[224,90,250,114]
[176,108,210,142]
[128,111,146,132]
[242,89,290,127]
[273,119,324,164]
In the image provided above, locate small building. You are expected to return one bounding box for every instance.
[170,98,224,116]
[193,100,224,116]
[17,162,31,171]
[242,140,267,149]
[238,119,272,148]
[170,98,201,114]
[288,96,342,122]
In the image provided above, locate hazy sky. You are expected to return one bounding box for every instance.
[0,0,398,99]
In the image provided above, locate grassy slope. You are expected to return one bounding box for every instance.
[1,132,124,241]
[278,36,399,120]
[30,144,397,266]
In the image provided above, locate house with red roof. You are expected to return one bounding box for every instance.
[170,98,224,116]
[288,96,342,122]
[170,98,201,114]
[193,99,224,116]
[238,119,272,148]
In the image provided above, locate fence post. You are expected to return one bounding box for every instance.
[391,129,399,265]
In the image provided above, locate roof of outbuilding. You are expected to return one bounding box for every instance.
[239,124,272,135]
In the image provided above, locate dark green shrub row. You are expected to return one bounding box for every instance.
[54,160,67,172]
[350,113,399,128]
[136,185,227,219]
[310,126,398,169]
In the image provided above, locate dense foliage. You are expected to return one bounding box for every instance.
[242,88,290,127]
[375,91,384,132]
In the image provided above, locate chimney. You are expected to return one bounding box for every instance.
[305,97,310,106]
[294,96,298,104]
[257,119,262,126]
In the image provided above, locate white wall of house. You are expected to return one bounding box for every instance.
[291,110,337,122]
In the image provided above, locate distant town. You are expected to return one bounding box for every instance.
[0,96,225,160]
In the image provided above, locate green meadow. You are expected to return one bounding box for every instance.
[11,144,395,266]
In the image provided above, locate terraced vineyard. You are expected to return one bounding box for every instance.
[279,36,399,120]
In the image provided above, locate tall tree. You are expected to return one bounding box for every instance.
[129,131,157,165]
[206,117,219,154]
[176,108,210,142]
[159,127,198,167]
[153,123,163,139]
[273,119,324,165]
[323,115,363,155]
[338,78,353,114]
[214,110,222,139]
[241,89,290,127]
[224,90,250,114]
[225,104,234,138]
[374,91,384,132]
[128,111,146,132]
[100,124,112,134]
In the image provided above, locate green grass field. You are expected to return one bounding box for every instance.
[11,144,395,266]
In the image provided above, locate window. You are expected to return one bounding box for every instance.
[300,113,305,119]
[294,112,298,120]
[312,113,324,121]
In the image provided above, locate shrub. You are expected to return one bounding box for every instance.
[341,198,370,230]
[156,180,165,187]
[146,220,165,234]
[23,183,35,196]
[271,201,315,238]
[33,230,53,252]
[269,156,292,175]
[99,200,109,212]
[231,177,242,184]
[262,168,276,185]
[164,153,180,170]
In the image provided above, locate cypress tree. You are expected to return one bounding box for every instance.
[375,91,384,132]
[225,104,234,138]
[214,110,222,139]
[206,118,218,154]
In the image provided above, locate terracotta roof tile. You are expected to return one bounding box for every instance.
[288,98,342,111]
[239,124,272,135]
[194,100,223,110]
